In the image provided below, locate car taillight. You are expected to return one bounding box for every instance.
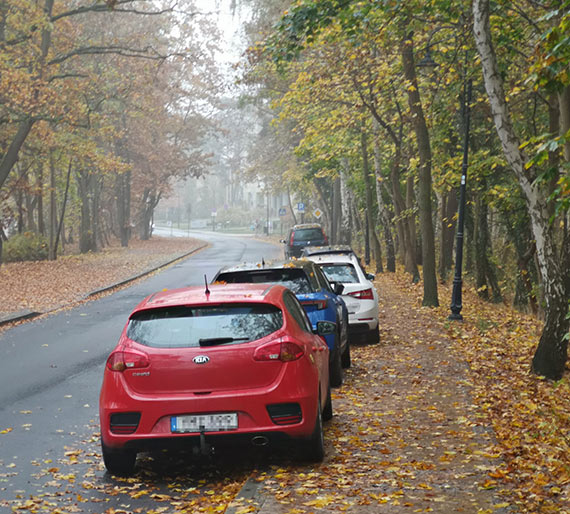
[347,288,374,300]
[106,350,150,372]
[289,233,294,245]
[300,299,328,310]
[253,341,304,362]
[323,234,328,245]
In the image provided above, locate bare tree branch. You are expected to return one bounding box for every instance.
[48,45,186,65]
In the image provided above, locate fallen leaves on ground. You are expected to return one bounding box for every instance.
[1,244,569,513]
[0,237,204,316]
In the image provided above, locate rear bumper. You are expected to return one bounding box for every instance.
[348,321,379,338]
[346,300,378,331]
[100,368,320,451]
[120,430,296,453]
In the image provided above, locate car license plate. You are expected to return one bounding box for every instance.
[171,413,238,433]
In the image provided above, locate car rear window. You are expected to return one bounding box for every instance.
[216,269,313,294]
[127,304,283,348]
[320,263,359,284]
[293,228,325,242]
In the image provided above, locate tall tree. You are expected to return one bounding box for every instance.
[473,0,570,379]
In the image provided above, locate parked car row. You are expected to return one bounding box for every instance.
[99,224,379,475]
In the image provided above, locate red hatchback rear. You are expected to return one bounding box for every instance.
[99,283,332,475]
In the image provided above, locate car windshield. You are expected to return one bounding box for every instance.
[127,304,283,348]
[320,263,359,284]
[216,269,313,294]
[293,228,324,242]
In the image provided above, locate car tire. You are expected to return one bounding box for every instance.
[101,442,137,476]
[341,340,351,368]
[323,381,333,421]
[303,400,325,462]
[368,324,380,345]
[329,344,343,388]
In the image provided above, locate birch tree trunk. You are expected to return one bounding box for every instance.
[474,0,570,379]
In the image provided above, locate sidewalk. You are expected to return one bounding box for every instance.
[0,236,207,326]
[227,270,515,513]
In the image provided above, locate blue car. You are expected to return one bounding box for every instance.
[213,259,350,387]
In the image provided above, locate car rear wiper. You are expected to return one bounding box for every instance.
[199,337,250,346]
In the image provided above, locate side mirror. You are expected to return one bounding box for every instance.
[315,320,336,336]
[332,282,344,295]
[366,273,375,281]
[280,239,286,244]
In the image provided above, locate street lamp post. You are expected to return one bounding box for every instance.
[449,79,472,321]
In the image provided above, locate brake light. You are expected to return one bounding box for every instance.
[289,232,294,245]
[106,350,150,372]
[347,288,374,300]
[300,299,328,310]
[254,341,304,362]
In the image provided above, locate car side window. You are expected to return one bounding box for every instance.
[283,292,313,333]
[314,265,333,293]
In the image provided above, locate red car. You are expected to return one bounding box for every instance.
[99,283,333,475]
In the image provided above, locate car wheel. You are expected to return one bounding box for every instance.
[323,381,333,421]
[303,400,325,462]
[368,324,380,345]
[329,344,343,388]
[341,340,351,368]
[101,442,137,476]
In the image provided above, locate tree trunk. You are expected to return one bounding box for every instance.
[48,153,57,260]
[76,169,97,253]
[37,165,45,236]
[331,177,341,245]
[439,189,457,281]
[474,0,570,379]
[360,126,383,273]
[401,30,438,306]
[474,188,502,302]
[116,170,131,247]
[339,159,352,245]
[0,0,54,191]
[372,121,396,272]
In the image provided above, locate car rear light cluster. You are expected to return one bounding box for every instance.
[266,403,302,425]
[347,288,374,300]
[253,341,304,362]
[299,299,328,310]
[106,350,149,372]
[110,412,141,434]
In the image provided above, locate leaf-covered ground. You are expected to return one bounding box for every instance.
[1,239,569,513]
[0,237,205,318]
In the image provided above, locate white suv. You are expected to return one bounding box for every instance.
[302,246,379,344]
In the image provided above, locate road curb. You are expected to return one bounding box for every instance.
[84,243,208,298]
[0,243,208,327]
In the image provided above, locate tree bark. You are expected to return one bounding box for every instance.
[401,30,438,306]
[474,0,570,379]
[48,153,57,260]
[439,189,457,281]
[54,159,72,258]
[360,126,383,273]
[339,158,352,245]
[372,121,396,272]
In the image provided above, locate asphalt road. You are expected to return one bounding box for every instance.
[0,231,282,512]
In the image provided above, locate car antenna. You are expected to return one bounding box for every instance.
[204,274,210,296]
[262,258,265,268]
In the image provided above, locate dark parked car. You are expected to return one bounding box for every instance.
[213,259,350,387]
[281,224,328,259]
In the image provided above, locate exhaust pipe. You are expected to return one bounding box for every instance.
[251,435,269,447]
